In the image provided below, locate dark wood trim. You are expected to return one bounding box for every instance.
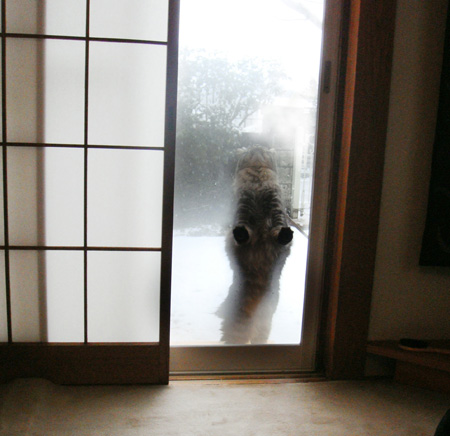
[1,0,12,344]
[323,0,397,379]
[83,0,91,344]
[159,0,180,383]
[3,33,169,46]
[3,143,166,150]
[0,344,165,384]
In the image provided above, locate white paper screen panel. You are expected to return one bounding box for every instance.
[90,0,169,42]
[88,251,161,343]
[88,42,167,147]
[9,251,84,342]
[6,38,85,144]
[87,149,164,248]
[0,152,3,246]
[2,0,168,345]
[7,147,84,246]
[0,252,7,342]
[6,0,86,36]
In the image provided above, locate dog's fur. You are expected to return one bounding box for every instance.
[217,146,293,344]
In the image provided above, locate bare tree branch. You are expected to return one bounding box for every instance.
[281,0,322,30]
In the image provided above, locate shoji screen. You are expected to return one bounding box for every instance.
[0,0,174,353]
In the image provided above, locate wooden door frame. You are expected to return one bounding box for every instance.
[321,0,397,379]
[169,0,345,376]
[170,0,397,378]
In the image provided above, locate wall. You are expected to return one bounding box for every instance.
[369,0,450,345]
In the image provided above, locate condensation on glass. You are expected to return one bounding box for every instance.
[1,1,169,343]
[171,0,324,345]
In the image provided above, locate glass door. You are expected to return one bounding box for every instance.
[170,0,341,373]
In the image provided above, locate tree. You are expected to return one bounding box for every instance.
[174,50,286,231]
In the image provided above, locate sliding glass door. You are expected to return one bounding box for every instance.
[170,0,342,373]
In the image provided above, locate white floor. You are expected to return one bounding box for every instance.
[170,228,308,345]
[1,378,448,436]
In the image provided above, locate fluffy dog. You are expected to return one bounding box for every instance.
[217,146,293,344]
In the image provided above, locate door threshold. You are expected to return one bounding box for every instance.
[170,345,313,373]
[170,370,325,383]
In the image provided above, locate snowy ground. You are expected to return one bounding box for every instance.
[170,228,308,345]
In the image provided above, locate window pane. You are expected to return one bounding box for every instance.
[88,149,163,248]
[6,39,85,144]
[10,250,84,342]
[88,251,160,343]
[90,0,168,42]
[171,0,324,345]
[8,147,84,246]
[88,42,167,147]
[6,0,86,36]
[0,251,7,342]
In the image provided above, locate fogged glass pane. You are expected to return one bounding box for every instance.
[90,0,168,42]
[88,251,160,343]
[171,0,324,345]
[10,250,84,342]
[88,149,163,247]
[6,0,85,36]
[8,147,84,246]
[46,251,84,342]
[6,39,85,144]
[0,251,7,342]
[88,42,166,147]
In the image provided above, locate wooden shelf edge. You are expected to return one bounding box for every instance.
[367,340,450,373]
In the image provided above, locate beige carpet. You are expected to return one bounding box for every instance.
[0,378,448,435]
